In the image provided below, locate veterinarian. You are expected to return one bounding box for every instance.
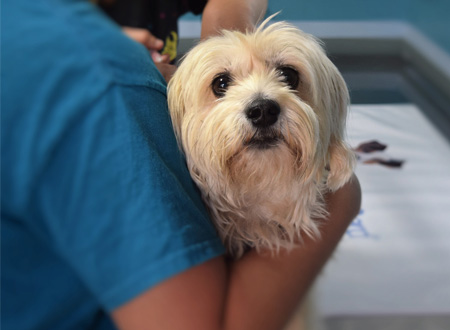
[1,1,361,329]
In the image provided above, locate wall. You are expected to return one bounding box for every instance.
[408,0,450,54]
[267,0,450,54]
[181,0,450,54]
[266,0,408,21]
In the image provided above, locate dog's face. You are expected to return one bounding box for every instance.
[168,21,354,193]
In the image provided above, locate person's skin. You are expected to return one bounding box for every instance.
[112,175,361,330]
[201,0,268,39]
[122,27,169,63]
[121,27,176,82]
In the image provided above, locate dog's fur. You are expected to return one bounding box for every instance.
[168,19,355,258]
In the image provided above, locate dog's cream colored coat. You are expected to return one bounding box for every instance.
[168,20,355,257]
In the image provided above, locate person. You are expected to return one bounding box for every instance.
[1,1,361,330]
[98,0,267,61]
[98,0,269,81]
[98,0,203,64]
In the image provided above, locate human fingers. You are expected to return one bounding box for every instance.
[122,27,164,51]
[151,51,171,64]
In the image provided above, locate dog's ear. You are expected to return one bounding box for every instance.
[325,67,355,191]
[299,34,355,190]
[327,139,355,191]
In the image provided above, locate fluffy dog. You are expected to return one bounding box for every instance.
[168,19,355,258]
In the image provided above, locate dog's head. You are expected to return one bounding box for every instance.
[168,20,354,191]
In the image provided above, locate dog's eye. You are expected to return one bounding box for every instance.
[212,73,232,98]
[277,66,299,90]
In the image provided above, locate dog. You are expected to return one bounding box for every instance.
[167,18,355,258]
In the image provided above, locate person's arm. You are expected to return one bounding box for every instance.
[112,174,361,330]
[200,0,268,39]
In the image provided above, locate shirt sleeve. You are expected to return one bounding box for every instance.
[34,81,225,311]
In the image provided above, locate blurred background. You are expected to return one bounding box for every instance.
[182,0,450,52]
[265,0,450,53]
[180,1,450,329]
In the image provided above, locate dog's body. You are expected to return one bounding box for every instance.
[168,20,355,258]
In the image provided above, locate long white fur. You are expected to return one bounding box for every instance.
[168,18,355,257]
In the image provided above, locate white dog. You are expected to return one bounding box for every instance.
[168,19,355,258]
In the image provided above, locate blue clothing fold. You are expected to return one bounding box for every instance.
[1,1,224,329]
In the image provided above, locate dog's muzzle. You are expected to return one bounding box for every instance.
[246,99,280,128]
[245,99,282,149]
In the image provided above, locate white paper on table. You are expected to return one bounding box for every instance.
[316,104,450,316]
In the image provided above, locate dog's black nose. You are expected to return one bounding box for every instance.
[246,99,281,128]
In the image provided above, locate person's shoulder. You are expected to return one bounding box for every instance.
[6,0,165,92]
[67,1,166,90]
[3,1,168,134]
[2,1,167,201]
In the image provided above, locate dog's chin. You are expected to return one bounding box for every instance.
[245,136,281,150]
[244,130,284,150]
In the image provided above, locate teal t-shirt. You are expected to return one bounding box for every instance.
[1,0,224,329]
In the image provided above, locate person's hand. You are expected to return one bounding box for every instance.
[122,27,175,82]
[122,27,171,64]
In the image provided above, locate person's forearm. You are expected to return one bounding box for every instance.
[112,176,361,330]
[223,175,361,330]
[201,0,268,39]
